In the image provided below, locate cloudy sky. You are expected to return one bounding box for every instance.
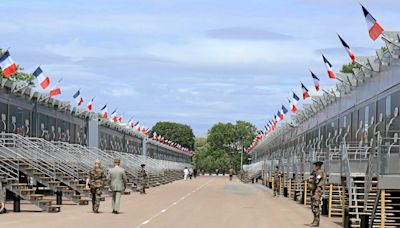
[1,0,399,135]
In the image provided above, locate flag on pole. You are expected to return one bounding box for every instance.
[118,115,123,123]
[337,34,356,62]
[0,51,17,78]
[100,104,108,118]
[111,109,117,122]
[87,98,94,111]
[73,90,84,106]
[322,54,336,79]
[277,110,283,121]
[33,67,50,89]
[282,105,288,114]
[361,4,384,41]
[311,71,320,91]
[49,78,62,97]
[301,82,310,99]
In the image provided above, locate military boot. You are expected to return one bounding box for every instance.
[309,214,319,227]
[308,214,316,226]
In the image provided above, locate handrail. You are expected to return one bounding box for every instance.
[369,189,381,228]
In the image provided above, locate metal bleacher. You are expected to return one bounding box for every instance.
[0,132,188,213]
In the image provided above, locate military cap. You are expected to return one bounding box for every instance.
[141,164,146,167]
[313,161,323,166]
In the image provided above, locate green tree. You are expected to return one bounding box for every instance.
[151,121,195,150]
[340,62,357,74]
[195,120,256,172]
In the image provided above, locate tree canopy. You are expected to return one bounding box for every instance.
[340,62,357,74]
[151,121,195,150]
[193,120,256,173]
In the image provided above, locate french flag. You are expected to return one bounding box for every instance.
[277,110,283,121]
[0,51,17,78]
[128,119,135,128]
[33,67,50,89]
[282,105,288,115]
[311,71,320,91]
[291,92,300,113]
[153,132,158,140]
[118,115,123,123]
[361,4,384,41]
[73,90,84,106]
[50,88,61,97]
[301,83,310,99]
[111,110,118,122]
[322,54,336,79]
[49,78,62,97]
[87,98,94,111]
[100,104,108,118]
[338,34,356,62]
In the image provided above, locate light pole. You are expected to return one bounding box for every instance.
[240,145,244,171]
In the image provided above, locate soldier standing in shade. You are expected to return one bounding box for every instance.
[307,161,326,227]
[273,166,281,197]
[229,168,234,181]
[0,176,6,213]
[86,160,106,213]
[138,164,147,194]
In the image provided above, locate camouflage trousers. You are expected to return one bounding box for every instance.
[311,188,322,222]
[139,181,146,194]
[90,188,102,212]
[273,179,280,196]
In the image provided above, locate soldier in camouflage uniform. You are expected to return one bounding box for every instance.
[307,161,326,227]
[86,160,106,213]
[273,166,281,197]
[0,176,6,213]
[138,164,147,194]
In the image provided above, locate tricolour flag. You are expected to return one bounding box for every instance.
[111,109,117,122]
[100,104,108,118]
[118,115,123,123]
[361,4,384,41]
[277,110,283,121]
[73,90,84,106]
[49,88,61,97]
[311,71,320,91]
[49,78,62,97]
[282,105,288,114]
[337,34,356,62]
[301,82,310,99]
[87,98,94,111]
[0,51,17,78]
[322,54,336,79]
[33,67,50,89]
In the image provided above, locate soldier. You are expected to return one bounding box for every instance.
[273,166,281,197]
[0,176,6,214]
[86,160,106,213]
[138,164,147,194]
[307,161,326,227]
[229,168,234,181]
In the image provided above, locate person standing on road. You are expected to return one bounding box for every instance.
[183,167,189,180]
[193,168,197,178]
[189,167,193,180]
[86,160,106,213]
[229,168,234,181]
[138,164,147,194]
[108,159,127,214]
[273,166,281,197]
[307,161,326,227]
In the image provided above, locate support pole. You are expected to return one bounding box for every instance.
[288,179,292,199]
[328,183,333,218]
[381,189,385,228]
